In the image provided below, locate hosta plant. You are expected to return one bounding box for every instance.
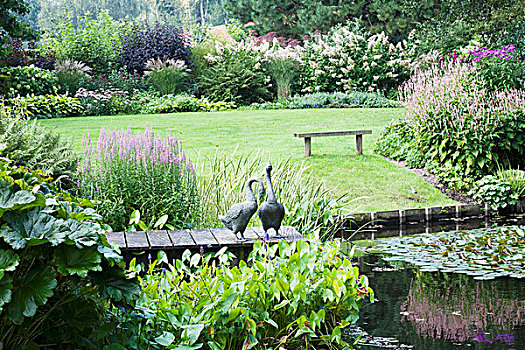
[121,238,373,349]
[0,161,139,349]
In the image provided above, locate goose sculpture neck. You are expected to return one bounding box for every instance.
[265,163,277,203]
[245,177,265,203]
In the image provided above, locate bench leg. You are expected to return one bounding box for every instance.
[356,134,363,155]
[304,137,311,157]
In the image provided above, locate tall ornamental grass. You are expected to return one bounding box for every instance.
[196,151,351,239]
[400,61,525,188]
[76,127,198,231]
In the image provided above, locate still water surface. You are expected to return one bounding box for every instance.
[350,254,525,350]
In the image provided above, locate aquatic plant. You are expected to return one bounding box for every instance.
[377,226,525,279]
[119,239,373,349]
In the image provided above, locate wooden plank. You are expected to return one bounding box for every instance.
[294,130,372,138]
[279,226,304,242]
[106,232,126,248]
[304,137,311,157]
[243,227,262,240]
[190,228,219,246]
[147,230,173,249]
[168,230,195,247]
[125,231,149,249]
[210,227,239,245]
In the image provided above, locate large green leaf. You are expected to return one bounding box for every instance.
[89,267,139,302]
[54,246,102,278]
[0,275,13,312]
[7,266,57,324]
[64,219,101,247]
[0,249,19,280]
[0,210,67,249]
[0,181,45,218]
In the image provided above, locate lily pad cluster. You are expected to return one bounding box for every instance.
[377,226,525,280]
[0,161,138,348]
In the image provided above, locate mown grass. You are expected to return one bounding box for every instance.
[40,108,459,212]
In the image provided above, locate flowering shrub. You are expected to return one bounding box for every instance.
[75,127,199,230]
[386,61,525,189]
[297,26,416,95]
[119,239,373,349]
[119,22,191,75]
[75,87,134,116]
[468,44,525,90]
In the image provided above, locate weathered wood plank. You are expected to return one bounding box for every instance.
[106,232,126,248]
[210,228,239,245]
[279,226,304,242]
[190,228,219,246]
[294,130,372,138]
[243,227,262,240]
[147,230,173,248]
[168,230,195,247]
[125,231,149,249]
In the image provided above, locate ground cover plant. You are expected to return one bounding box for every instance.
[377,226,525,280]
[40,108,459,213]
[75,127,198,231]
[120,239,373,349]
[0,161,139,348]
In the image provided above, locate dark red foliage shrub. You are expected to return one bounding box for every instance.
[119,22,191,74]
[2,39,56,70]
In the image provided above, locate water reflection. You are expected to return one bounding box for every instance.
[356,255,525,349]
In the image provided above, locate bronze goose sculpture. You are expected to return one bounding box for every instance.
[258,162,285,238]
[220,177,265,240]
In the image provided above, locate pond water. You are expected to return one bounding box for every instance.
[345,223,525,349]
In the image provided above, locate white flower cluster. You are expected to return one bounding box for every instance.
[203,24,417,94]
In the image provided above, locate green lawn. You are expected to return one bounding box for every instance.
[40,108,458,213]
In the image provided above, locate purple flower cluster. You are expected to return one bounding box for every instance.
[470,45,516,62]
[75,88,130,102]
[80,127,193,172]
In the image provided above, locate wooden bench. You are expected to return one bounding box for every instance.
[293,130,372,157]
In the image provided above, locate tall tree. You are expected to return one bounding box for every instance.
[222,0,438,39]
[1,0,37,60]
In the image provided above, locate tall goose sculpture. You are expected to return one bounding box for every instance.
[220,177,265,240]
[258,162,285,238]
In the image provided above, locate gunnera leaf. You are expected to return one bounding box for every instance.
[64,219,101,247]
[0,181,45,218]
[0,210,68,249]
[54,246,102,278]
[7,266,57,324]
[0,275,13,312]
[0,249,19,280]
[89,266,139,303]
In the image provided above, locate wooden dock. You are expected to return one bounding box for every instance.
[106,226,303,264]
